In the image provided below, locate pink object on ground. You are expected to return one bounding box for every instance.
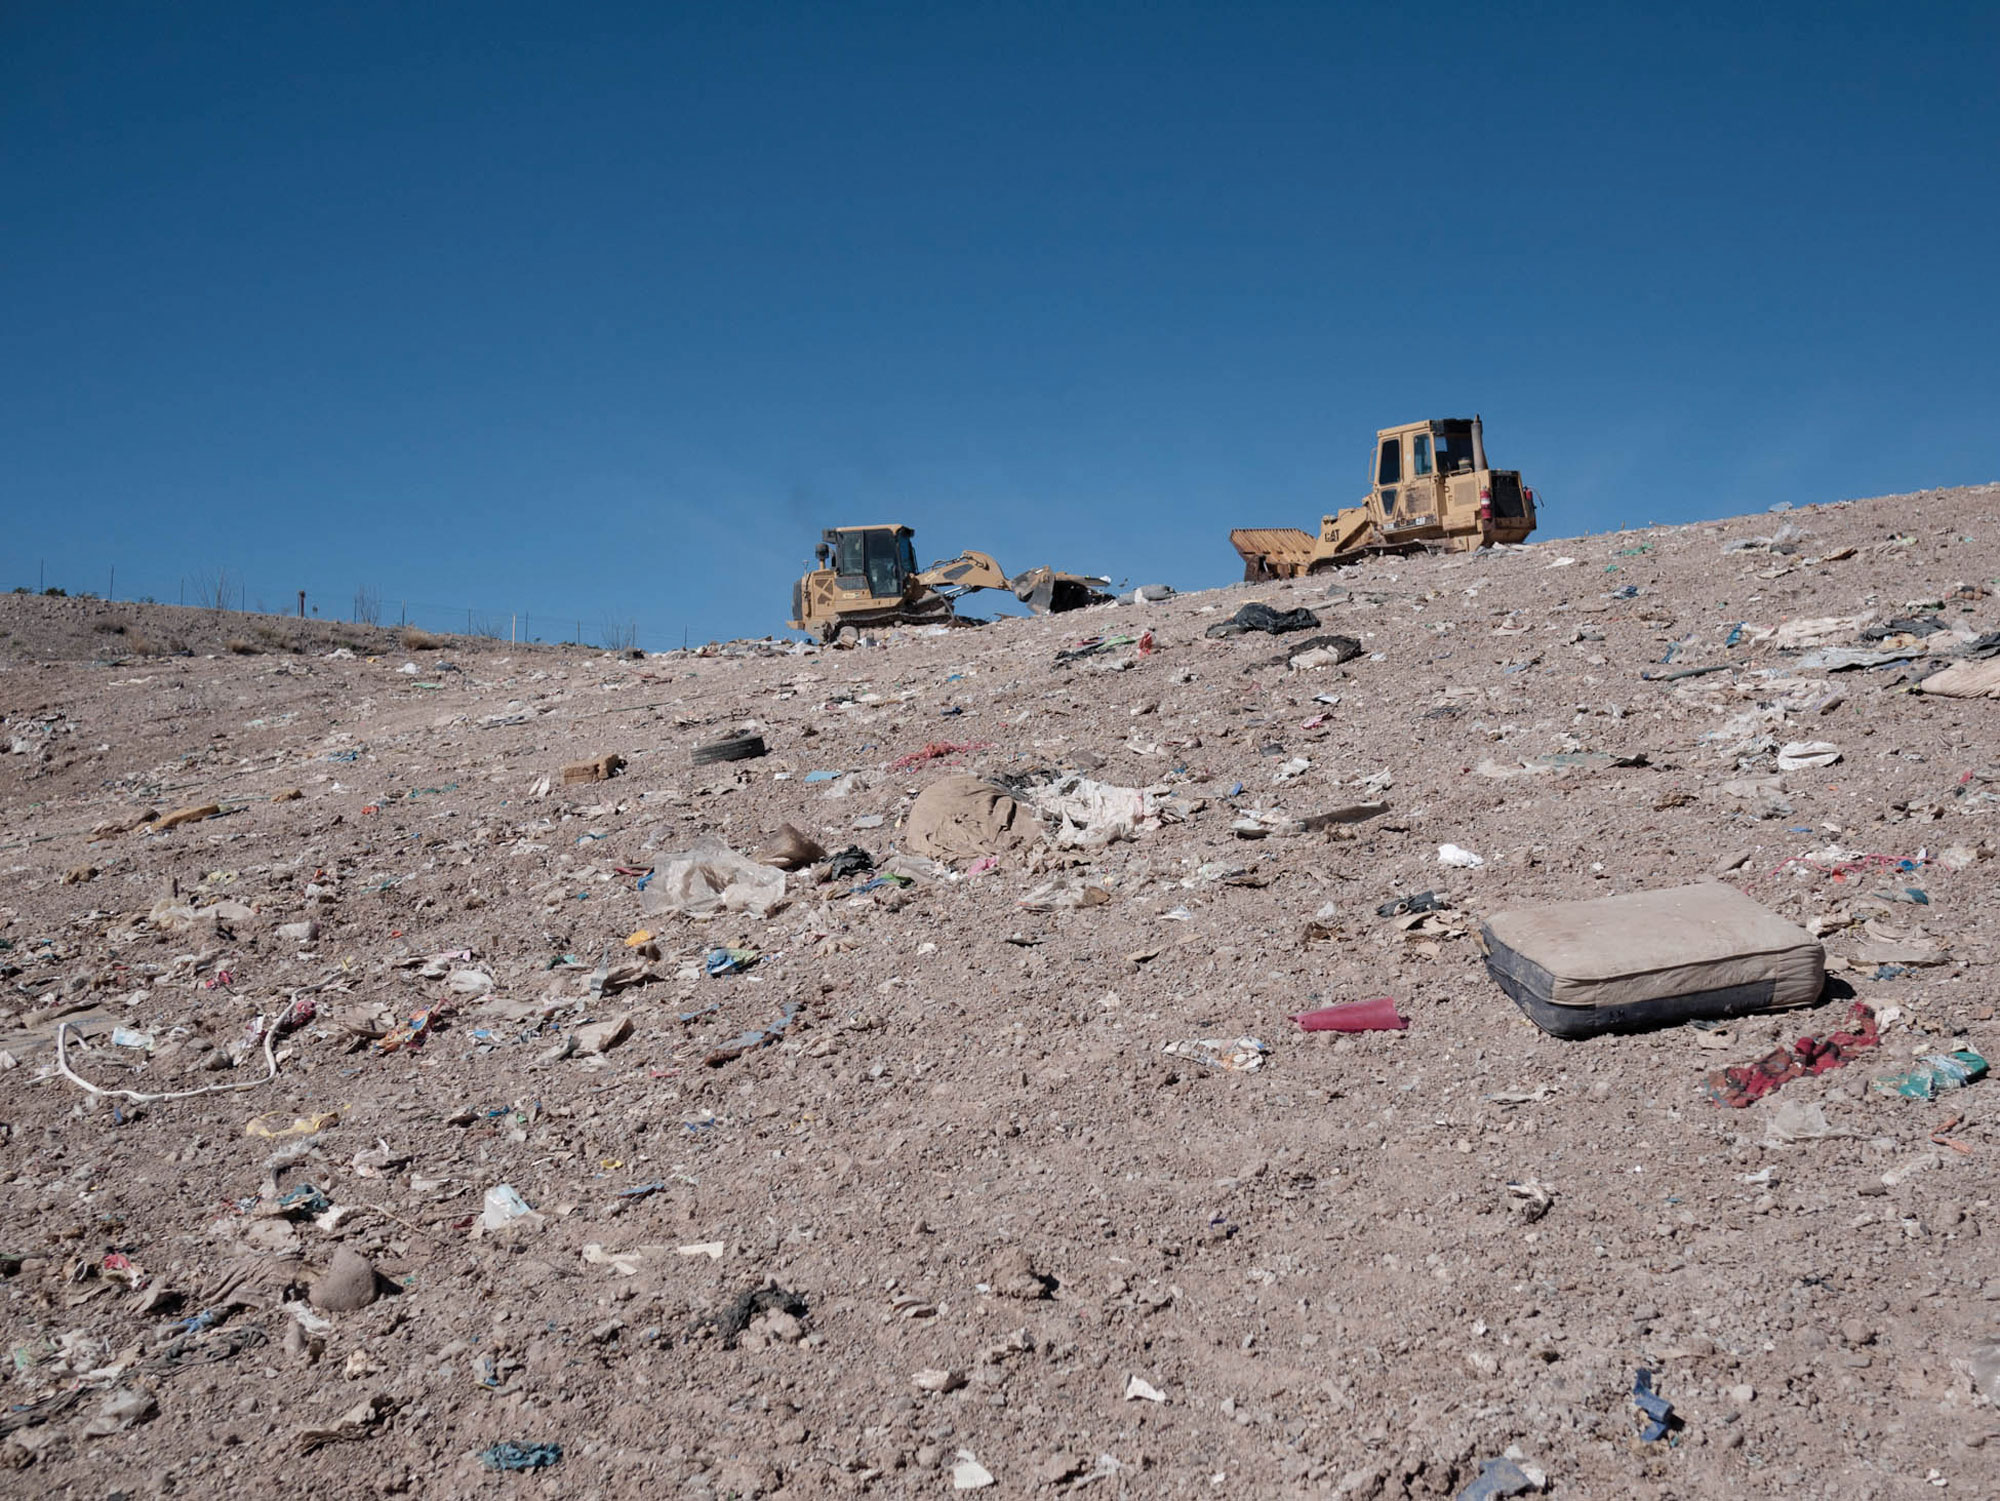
[1291,997,1407,1032]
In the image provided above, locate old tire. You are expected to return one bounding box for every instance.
[692,733,768,766]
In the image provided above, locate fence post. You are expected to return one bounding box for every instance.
[298,590,305,619]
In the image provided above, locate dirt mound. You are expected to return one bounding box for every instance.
[1,484,1997,1494]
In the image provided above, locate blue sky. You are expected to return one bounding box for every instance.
[5,2,1996,645]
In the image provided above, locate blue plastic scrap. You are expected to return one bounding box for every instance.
[277,1183,331,1216]
[480,1441,563,1471]
[1456,1457,1539,1501]
[803,770,842,783]
[1632,1368,1676,1442]
[703,947,760,977]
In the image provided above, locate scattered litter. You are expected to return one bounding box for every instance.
[1484,1085,1554,1107]
[704,947,760,977]
[891,739,995,771]
[685,1284,809,1348]
[1377,890,1446,917]
[1018,772,1162,847]
[1457,1456,1547,1500]
[1291,997,1406,1033]
[1287,634,1364,670]
[1872,1048,1988,1101]
[1764,1099,1849,1143]
[480,1440,563,1471]
[1507,1180,1554,1222]
[1631,1368,1677,1442]
[583,1244,647,1276]
[479,1184,544,1234]
[1775,740,1841,771]
[904,776,1037,861]
[297,1394,392,1453]
[1123,1375,1166,1402]
[1916,657,2000,699]
[561,753,625,785]
[822,845,876,881]
[642,839,787,920]
[691,732,766,765]
[953,1449,996,1490]
[759,823,827,869]
[1437,843,1485,868]
[677,1241,725,1260]
[1705,1004,1879,1108]
[150,803,221,832]
[1205,602,1321,638]
[574,1014,633,1054]
[1162,1037,1267,1073]
[704,1002,800,1067]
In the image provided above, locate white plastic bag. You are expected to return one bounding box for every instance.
[641,838,787,920]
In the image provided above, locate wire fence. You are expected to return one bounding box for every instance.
[13,561,733,652]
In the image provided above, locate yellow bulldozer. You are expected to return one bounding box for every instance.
[1231,416,1536,580]
[788,524,1113,642]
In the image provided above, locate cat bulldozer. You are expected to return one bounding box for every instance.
[788,524,1112,642]
[1230,416,1536,581]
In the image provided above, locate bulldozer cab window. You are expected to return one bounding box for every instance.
[1411,433,1433,476]
[895,533,917,579]
[1377,438,1401,486]
[833,531,868,584]
[1436,424,1476,473]
[863,530,907,598]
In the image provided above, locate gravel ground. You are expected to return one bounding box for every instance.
[2,483,1997,1499]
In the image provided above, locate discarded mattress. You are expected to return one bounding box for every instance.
[903,776,1037,861]
[1481,883,1824,1039]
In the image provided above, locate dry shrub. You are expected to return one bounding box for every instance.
[399,627,445,650]
[225,638,261,655]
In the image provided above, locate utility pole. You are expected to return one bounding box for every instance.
[108,565,114,599]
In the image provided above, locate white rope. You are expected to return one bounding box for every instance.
[55,1016,281,1104]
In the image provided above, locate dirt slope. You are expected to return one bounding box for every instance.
[1,484,1996,1499]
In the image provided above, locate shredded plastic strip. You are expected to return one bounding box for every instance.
[55,1015,281,1103]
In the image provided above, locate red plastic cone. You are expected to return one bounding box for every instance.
[1291,996,1407,1033]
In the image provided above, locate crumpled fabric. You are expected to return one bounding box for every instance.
[903,776,1037,861]
[1769,611,1875,650]
[1917,657,2000,699]
[1018,773,1158,847]
[1205,602,1321,638]
[640,838,787,920]
[1703,1002,1878,1108]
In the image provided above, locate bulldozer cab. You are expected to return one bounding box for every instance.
[823,525,919,602]
[1369,418,1531,534]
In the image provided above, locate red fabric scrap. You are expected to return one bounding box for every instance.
[1703,1003,1878,1108]
[889,740,995,771]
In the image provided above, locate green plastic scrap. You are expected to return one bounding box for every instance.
[481,1441,563,1471]
[1872,1048,1988,1101]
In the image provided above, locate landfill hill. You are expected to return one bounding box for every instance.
[0,481,1996,1499]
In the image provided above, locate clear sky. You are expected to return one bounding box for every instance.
[5,1,1996,646]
